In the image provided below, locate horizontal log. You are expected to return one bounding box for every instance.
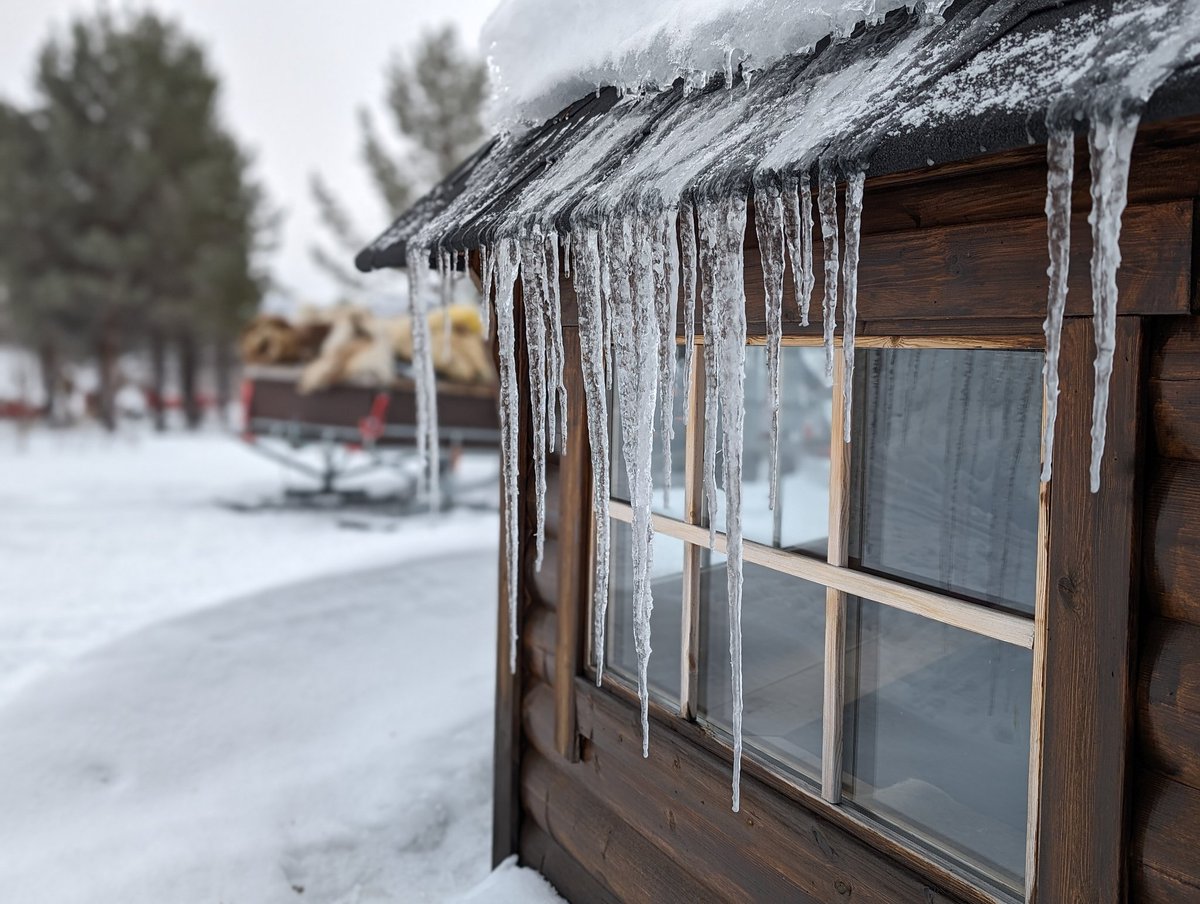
[559,199,1191,329]
[1145,461,1200,624]
[546,681,972,904]
[1139,618,1200,792]
[526,535,560,609]
[860,117,1200,234]
[1152,380,1200,463]
[526,684,827,903]
[519,821,621,904]
[1134,861,1200,904]
[1150,318,1200,382]
[1133,772,1200,900]
[521,747,716,903]
[523,604,557,659]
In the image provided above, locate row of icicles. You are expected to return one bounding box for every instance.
[402,108,1137,811]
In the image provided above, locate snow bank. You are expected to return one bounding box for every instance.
[451,855,567,904]
[0,552,498,904]
[481,0,922,126]
[0,427,497,704]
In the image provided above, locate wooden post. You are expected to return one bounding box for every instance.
[1032,316,1143,902]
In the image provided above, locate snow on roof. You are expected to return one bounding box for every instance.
[359,0,1200,271]
[481,0,932,128]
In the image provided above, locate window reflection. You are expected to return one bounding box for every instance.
[843,598,1031,889]
[611,345,689,520]
[851,348,1042,613]
[607,519,683,705]
[711,345,831,556]
[698,550,825,781]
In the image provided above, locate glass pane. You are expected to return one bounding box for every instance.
[843,598,1031,890]
[611,346,689,520]
[712,345,831,556]
[606,519,683,705]
[852,348,1042,613]
[698,550,824,781]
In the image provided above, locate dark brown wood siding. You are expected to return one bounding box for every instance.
[1133,318,1200,902]
[495,117,1200,903]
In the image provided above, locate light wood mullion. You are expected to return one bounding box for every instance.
[609,501,1035,649]
[822,354,851,803]
[679,346,705,719]
[1024,390,1053,901]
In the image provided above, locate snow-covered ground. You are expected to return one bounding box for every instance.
[0,426,564,903]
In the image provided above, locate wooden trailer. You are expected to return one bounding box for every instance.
[357,2,1200,901]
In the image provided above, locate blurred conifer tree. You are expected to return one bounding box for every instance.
[309,25,487,292]
[0,10,269,428]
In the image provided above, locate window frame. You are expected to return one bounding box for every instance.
[588,333,1051,904]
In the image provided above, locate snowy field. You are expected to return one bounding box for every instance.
[0,426,563,903]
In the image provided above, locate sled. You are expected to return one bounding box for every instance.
[238,364,500,499]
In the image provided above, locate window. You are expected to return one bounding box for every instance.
[599,340,1045,900]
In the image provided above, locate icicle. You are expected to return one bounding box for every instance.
[700,210,721,549]
[655,209,681,509]
[697,194,749,812]
[439,249,453,345]
[1041,129,1074,483]
[480,244,494,342]
[784,172,816,326]
[546,229,568,454]
[840,171,865,444]
[607,212,662,757]
[1087,110,1139,493]
[573,227,612,686]
[679,201,699,433]
[817,163,841,379]
[406,247,440,511]
[520,234,550,571]
[493,239,522,673]
[753,184,787,509]
[562,231,572,279]
[597,226,615,388]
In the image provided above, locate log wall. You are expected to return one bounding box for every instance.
[1132,318,1200,902]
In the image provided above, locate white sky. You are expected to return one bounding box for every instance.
[0,0,498,305]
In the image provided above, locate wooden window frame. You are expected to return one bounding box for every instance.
[593,333,1052,904]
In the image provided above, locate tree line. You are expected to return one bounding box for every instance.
[0,10,269,429]
[0,10,488,429]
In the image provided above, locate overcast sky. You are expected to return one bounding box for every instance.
[0,0,499,305]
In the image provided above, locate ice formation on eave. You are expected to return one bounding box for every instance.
[385,0,1200,811]
[481,0,923,128]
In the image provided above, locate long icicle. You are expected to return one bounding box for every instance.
[1041,128,1075,482]
[493,238,522,672]
[1087,109,1139,493]
[701,203,722,549]
[407,247,440,510]
[480,244,494,342]
[698,194,749,811]
[784,172,815,326]
[520,233,550,570]
[547,229,568,454]
[754,183,787,509]
[574,228,612,685]
[817,163,841,379]
[679,201,699,440]
[841,171,866,443]
[608,212,661,757]
[656,208,681,509]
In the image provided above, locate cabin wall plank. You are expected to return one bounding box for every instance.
[1133,314,1200,901]
[1144,460,1200,624]
[1138,617,1200,793]
[1035,318,1143,904]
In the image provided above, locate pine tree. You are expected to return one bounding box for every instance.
[310,25,487,291]
[0,10,268,429]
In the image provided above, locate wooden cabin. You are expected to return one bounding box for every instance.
[356,3,1200,901]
